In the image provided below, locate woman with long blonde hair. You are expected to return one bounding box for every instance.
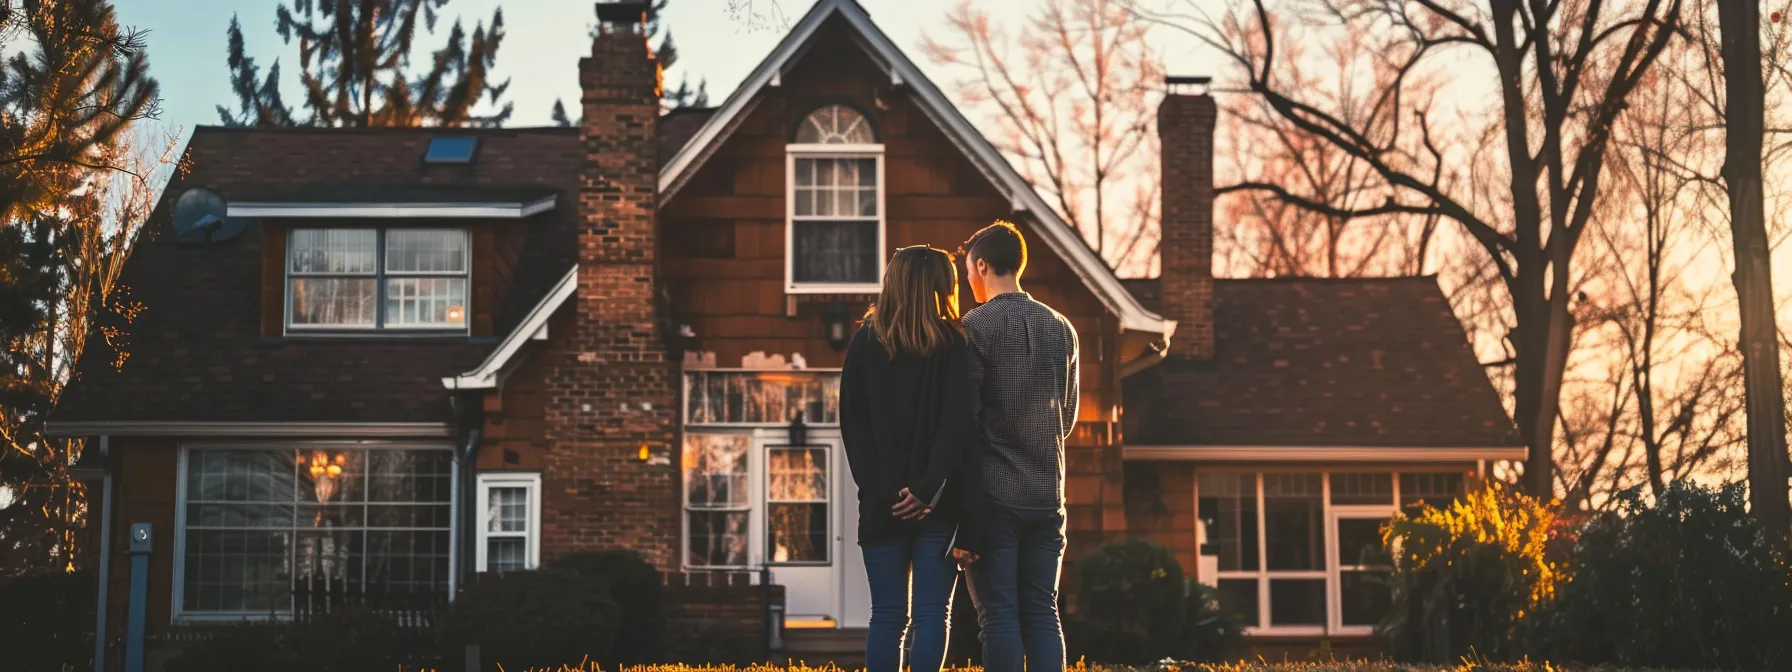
[840,245,980,672]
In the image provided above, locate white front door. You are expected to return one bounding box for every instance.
[748,428,868,626]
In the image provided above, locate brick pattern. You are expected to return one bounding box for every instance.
[660,570,785,664]
[1157,92,1217,360]
[539,28,681,568]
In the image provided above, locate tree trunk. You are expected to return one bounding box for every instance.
[1718,0,1791,539]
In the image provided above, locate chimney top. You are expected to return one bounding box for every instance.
[1165,75,1212,96]
[595,0,652,34]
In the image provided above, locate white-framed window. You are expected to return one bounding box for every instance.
[287,228,470,332]
[475,473,541,573]
[1198,470,1465,635]
[172,443,455,620]
[785,104,884,294]
[684,432,752,568]
[680,369,843,569]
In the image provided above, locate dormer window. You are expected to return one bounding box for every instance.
[287,228,469,332]
[786,105,883,293]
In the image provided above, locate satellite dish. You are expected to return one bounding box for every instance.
[172,188,248,243]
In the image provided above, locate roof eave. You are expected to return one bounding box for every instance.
[229,195,557,219]
[442,266,577,390]
[1122,445,1528,462]
[42,421,454,438]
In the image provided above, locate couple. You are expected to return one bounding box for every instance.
[841,221,1078,672]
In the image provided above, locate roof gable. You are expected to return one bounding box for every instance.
[658,0,1170,335]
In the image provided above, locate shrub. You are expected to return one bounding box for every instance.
[1067,539,1190,664]
[164,607,422,672]
[443,567,620,671]
[1537,481,1792,670]
[1380,481,1558,663]
[0,570,93,671]
[1175,581,1246,663]
[549,549,666,664]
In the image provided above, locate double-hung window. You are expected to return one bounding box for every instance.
[476,473,540,573]
[786,105,884,293]
[287,228,469,332]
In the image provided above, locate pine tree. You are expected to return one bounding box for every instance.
[216,15,295,127]
[0,0,158,221]
[550,99,572,127]
[225,0,512,128]
[0,0,162,576]
[597,0,710,110]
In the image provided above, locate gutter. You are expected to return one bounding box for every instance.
[43,422,453,438]
[1122,445,1529,462]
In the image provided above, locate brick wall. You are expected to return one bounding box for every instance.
[1157,86,1217,359]
[541,22,681,568]
[661,571,785,664]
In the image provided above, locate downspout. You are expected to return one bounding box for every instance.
[457,425,482,589]
[450,386,484,594]
[91,435,114,672]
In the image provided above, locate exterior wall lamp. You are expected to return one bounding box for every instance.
[823,302,850,351]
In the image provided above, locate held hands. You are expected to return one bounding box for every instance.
[892,488,931,520]
[950,548,980,568]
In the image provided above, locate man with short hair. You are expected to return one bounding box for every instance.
[953,221,1079,672]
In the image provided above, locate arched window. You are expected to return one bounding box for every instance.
[786,105,884,291]
[793,105,877,144]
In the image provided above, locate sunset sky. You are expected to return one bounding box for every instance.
[116,0,1226,132]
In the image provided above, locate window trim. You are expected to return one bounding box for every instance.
[475,472,542,573]
[682,368,845,428]
[682,430,756,570]
[784,144,886,295]
[170,440,458,623]
[1199,469,1455,637]
[763,443,832,566]
[284,227,472,335]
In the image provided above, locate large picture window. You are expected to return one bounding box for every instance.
[176,445,454,618]
[288,228,469,331]
[1199,470,1464,634]
[786,105,883,293]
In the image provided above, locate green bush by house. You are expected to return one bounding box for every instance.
[1067,539,1245,664]
[445,565,622,671]
[0,570,94,672]
[1538,481,1792,670]
[549,550,668,665]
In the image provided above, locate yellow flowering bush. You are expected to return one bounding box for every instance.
[1380,481,1560,663]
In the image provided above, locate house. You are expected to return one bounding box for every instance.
[46,0,1521,665]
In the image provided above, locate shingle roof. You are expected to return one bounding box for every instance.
[1122,277,1522,448]
[53,119,714,426]
[50,127,578,424]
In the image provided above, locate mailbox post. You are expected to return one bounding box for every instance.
[125,523,152,672]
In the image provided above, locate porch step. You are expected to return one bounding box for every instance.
[780,627,867,668]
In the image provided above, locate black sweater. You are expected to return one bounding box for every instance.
[840,326,986,553]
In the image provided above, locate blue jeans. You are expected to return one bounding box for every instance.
[862,518,960,672]
[966,505,1066,672]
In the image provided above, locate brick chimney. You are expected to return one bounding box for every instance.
[1158,76,1217,360]
[542,1,679,568]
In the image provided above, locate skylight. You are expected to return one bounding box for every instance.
[424,136,479,164]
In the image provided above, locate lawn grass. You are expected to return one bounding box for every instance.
[464,661,1692,672]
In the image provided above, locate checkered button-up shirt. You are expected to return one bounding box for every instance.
[963,291,1080,509]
